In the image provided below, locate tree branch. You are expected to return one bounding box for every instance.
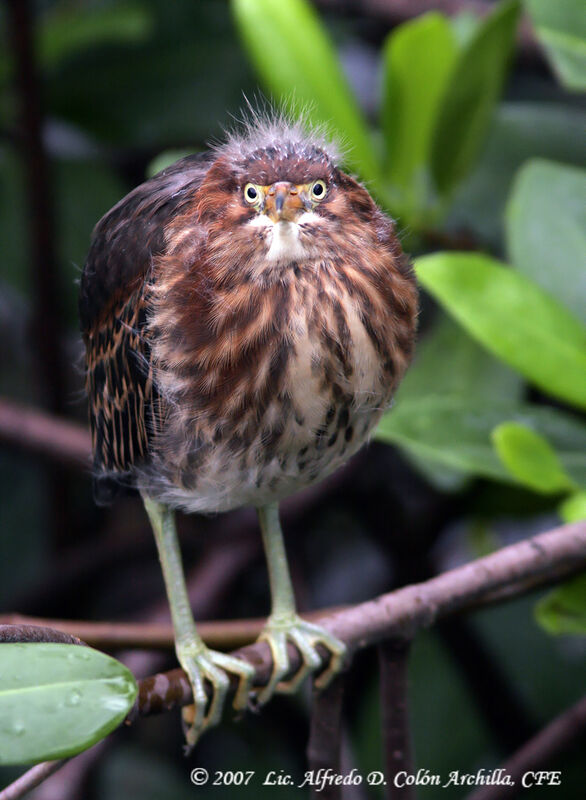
[466,695,586,800]
[0,760,68,800]
[378,639,414,800]
[0,398,91,467]
[131,521,586,717]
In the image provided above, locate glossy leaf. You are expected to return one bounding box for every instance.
[415,253,586,410]
[492,422,577,494]
[381,13,457,208]
[0,644,137,765]
[376,398,586,486]
[430,0,520,194]
[231,0,379,184]
[535,574,586,635]
[387,315,522,490]
[524,0,586,90]
[506,159,586,324]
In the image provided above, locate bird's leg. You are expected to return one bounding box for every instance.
[255,503,346,706]
[142,495,255,747]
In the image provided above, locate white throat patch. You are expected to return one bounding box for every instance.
[249,214,315,262]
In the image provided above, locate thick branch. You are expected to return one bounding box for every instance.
[466,695,586,800]
[134,521,586,717]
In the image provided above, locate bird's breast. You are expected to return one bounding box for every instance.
[147,261,396,513]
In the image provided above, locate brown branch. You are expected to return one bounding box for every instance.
[378,639,414,800]
[466,695,586,800]
[131,521,586,718]
[307,675,346,800]
[0,398,91,467]
[0,760,68,800]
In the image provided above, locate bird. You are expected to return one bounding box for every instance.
[79,111,418,747]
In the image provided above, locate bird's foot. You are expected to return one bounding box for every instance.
[177,639,255,749]
[254,615,346,706]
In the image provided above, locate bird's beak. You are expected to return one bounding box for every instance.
[265,182,305,223]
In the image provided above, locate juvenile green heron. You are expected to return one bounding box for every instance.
[79,114,418,746]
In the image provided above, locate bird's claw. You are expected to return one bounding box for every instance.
[254,615,346,707]
[177,640,255,749]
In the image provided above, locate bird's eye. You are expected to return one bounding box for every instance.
[244,183,260,204]
[310,180,327,201]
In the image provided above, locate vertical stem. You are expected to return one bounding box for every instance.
[257,503,297,620]
[307,674,345,800]
[5,0,69,548]
[5,0,65,414]
[378,638,414,800]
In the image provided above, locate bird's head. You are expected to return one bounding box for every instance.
[194,114,378,276]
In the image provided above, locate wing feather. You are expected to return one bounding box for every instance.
[80,153,210,492]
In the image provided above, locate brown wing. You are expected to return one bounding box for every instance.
[80,153,210,495]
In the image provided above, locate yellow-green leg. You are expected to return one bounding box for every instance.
[255,503,346,706]
[143,495,255,747]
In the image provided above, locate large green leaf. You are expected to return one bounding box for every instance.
[231,0,379,185]
[524,0,586,90]
[430,0,520,195]
[415,253,586,410]
[381,13,458,212]
[492,422,577,494]
[387,315,522,490]
[506,159,586,324]
[376,397,586,486]
[0,644,137,765]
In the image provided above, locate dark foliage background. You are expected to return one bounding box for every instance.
[0,1,584,798]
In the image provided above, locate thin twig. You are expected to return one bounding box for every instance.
[378,639,413,800]
[0,398,91,467]
[466,695,586,800]
[0,761,68,800]
[307,674,346,800]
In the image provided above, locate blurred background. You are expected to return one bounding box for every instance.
[0,0,585,798]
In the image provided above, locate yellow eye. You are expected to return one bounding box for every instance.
[244,183,261,204]
[310,180,327,201]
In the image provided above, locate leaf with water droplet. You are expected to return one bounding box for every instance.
[0,643,137,765]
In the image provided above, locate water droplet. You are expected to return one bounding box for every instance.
[13,721,26,736]
[65,690,82,707]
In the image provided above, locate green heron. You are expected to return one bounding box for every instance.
[79,114,418,746]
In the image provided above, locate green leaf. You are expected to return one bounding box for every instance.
[381,13,458,209]
[506,159,586,325]
[559,491,586,523]
[388,315,522,491]
[0,644,137,765]
[492,422,576,494]
[415,253,586,410]
[376,398,586,486]
[535,574,586,635]
[430,0,521,195]
[524,0,586,90]
[231,0,379,184]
